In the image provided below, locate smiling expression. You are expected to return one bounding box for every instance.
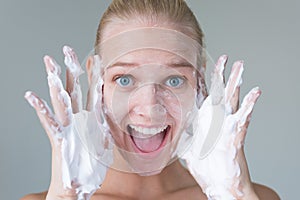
[101,49,198,173]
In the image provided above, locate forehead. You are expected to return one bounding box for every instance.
[112,49,191,66]
[98,26,200,69]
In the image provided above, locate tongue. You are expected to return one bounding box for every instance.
[132,131,165,153]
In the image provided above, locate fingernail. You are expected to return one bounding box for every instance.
[215,55,228,74]
[218,55,228,65]
[221,54,228,60]
[24,91,37,107]
[234,60,244,69]
[252,86,260,93]
[63,45,72,56]
[44,55,61,75]
[231,61,244,84]
[63,45,73,66]
[253,87,262,96]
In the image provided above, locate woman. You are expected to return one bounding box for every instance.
[22,0,280,199]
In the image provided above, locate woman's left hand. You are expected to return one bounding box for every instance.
[182,55,261,200]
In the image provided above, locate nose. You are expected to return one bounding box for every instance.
[129,84,167,122]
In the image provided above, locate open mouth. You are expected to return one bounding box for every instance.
[127,125,171,153]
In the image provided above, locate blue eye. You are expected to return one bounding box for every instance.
[115,75,133,87]
[165,76,184,88]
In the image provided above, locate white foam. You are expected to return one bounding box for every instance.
[58,111,110,199]
[182,96,242,199]
[63,45,84,78]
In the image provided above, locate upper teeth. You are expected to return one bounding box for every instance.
[129,125,168,136]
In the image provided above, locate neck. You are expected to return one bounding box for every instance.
[98,160,197,198]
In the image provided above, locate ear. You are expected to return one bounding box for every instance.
[86,55,94,85]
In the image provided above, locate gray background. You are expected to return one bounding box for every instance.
[0,0,299,199]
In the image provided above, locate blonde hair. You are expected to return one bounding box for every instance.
[94,0,206,68]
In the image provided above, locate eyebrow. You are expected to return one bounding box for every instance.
[108,61,194,69]
[108,62,139,69]
[166,62,194,68]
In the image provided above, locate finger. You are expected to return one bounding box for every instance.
[235,87,261,125]
[234,87,261,144]
[44,55,72,126]
[86,55,102,111]
[94,79,104,124]
[230,86,240,114]
[24,91,62,142]
[63,45,84,113]
[225,61,244,113]
[196,69,208,108]
[210,55,227,105]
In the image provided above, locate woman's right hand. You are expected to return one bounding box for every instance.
[24,46,109,200]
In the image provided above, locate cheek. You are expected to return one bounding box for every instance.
[180,89,196,110]
[157,88,196,124]
[159,91,181,120]
[178,90,196,125]
[103,84,130,127]
[103,84,130,149]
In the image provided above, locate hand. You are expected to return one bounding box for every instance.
[25,46,109,200]
[182,55,261,200]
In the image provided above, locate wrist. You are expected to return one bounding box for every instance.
[46,193,78,200]
[238,184,260,200]
[240,194,259,200]
[47,185,78,200]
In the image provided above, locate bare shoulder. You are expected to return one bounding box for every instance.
[253,183,280,200]
[20,191,48,200]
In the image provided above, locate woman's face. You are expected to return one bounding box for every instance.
[99,24,200,174]
[102,49,197,171]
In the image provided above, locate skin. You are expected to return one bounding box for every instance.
[22,21,280,200]
[102,49,197,175]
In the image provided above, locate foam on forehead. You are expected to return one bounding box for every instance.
[98,27,202,68]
